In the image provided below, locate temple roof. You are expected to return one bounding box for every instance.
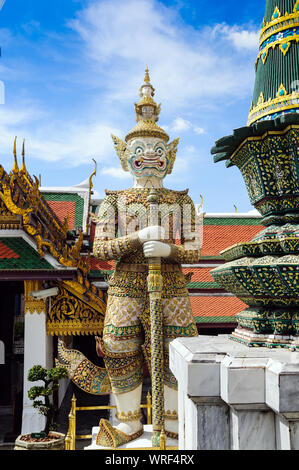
[41,192,85,231]
[0,237,52,270]
[0,150,105,333]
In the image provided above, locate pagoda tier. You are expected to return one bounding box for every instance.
[248,0,299,125]
[210,0,299,348]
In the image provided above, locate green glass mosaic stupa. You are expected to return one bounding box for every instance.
[211,0,299,348]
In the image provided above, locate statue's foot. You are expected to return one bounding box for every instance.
[96,419,143,448]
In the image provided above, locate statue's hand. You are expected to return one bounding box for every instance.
[138,225,165,242]
[143,241,171,258]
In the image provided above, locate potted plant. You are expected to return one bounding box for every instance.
[14,364,68,450]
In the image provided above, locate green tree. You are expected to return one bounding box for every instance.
[27,365,68,435]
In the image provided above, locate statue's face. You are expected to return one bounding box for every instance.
[127,137,169,179]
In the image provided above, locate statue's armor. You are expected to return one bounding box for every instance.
[93,187,199,396]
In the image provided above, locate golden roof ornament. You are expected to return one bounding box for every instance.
[20,139,27,174]
[12,136,19,174]
[125,67,169,143]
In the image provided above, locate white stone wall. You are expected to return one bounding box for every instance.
[170,335,299,450]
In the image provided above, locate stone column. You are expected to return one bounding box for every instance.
[169,336,230,450]
[221,355,276,450]
[21,281,53,435]
[266,360,299,450]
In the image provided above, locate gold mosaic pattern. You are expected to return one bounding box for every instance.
[93,187,201,266]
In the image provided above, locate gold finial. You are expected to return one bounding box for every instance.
[234,204,238,213]
[89,158,97,191]
[86,158,98,232]
[12,136,19,174]
[144,66,150,83]
[20,139,27,173]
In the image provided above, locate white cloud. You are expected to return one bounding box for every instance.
[0,0,259,171]
[69,0,258,110]
[101,166,131,179]
[171,117,205,135]
[193,126,205,135]
[213,24,259,51]
[172,117,190,132]
[0,104,121,167]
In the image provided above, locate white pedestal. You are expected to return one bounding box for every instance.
[84,425,178,450]
[169,335,299,450]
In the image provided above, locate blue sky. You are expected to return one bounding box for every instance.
[0,0,266,212]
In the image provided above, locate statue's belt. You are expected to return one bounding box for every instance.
[116,262,181,273]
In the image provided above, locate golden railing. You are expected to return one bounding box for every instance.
[65,391,178,450]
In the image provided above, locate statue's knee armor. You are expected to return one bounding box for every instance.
[162,296,198,390]
[101,323,144,395]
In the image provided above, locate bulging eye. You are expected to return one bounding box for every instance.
[135,147,143,157]
[156,147,164,156]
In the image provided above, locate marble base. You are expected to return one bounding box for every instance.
[170,335,299,450]
[84,425,178,450]
[230,327,296,349]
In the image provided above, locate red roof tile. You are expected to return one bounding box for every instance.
[202,225,263,257]
[46,200,76,229]
[190,295,246,318]
[0,241,19,259]
[183,267,215,283]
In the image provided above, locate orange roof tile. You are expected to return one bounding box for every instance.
[190,295,246,319]
[46,200,76,229]
[202,225,263,257]
[183,267,215,283]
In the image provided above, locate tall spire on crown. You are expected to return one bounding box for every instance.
[144,66,150,83]
[125,67,169,143]
[248,0,299,125]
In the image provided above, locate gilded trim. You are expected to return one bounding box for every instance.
[116,409,142,422]
[260,3,299,42]
[24,280,46,315]
[248,85,299,125]
[230,124,299,162]
[256,31,299,68]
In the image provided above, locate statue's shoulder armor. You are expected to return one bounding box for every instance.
[164,188,189,198]
[105,189,128,196]
[172,188,189,195]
